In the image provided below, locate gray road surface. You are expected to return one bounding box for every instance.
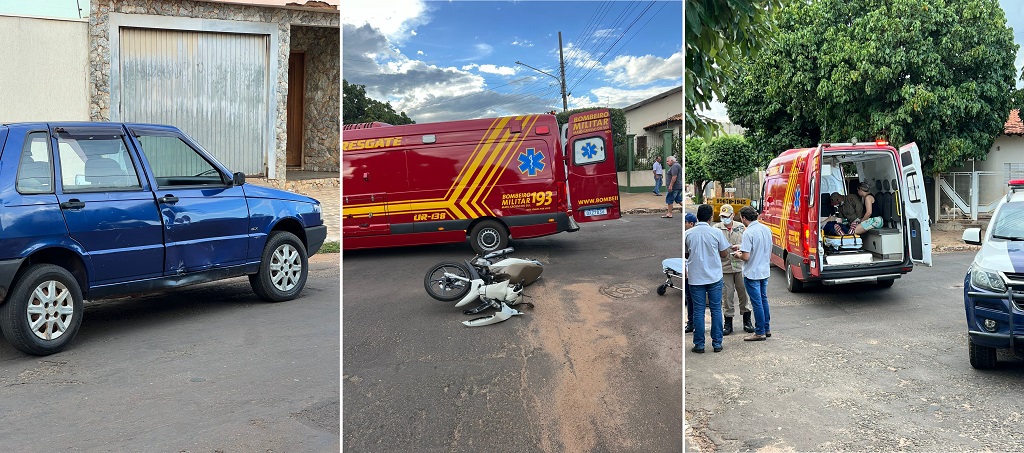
[685,251,1024,451]
[0,254,340,452]
[343,215,683,452]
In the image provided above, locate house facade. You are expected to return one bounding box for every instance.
[0,1,339,180]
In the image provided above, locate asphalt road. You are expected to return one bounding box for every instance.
[343,215,683,452]
[0,254,340,452]
[685,251,1024,451]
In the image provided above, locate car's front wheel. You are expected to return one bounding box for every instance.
[0,264,84,355]
[250,231,309,302]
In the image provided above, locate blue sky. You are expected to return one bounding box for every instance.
[342,0,683,123]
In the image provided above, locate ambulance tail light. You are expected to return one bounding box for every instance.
[535,125,550,135]
[875,139,889,146]
[802,225,811,264]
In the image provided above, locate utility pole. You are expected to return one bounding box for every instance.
[515,31,569,112]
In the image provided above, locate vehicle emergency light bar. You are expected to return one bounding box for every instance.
[1008,179,1024,201]
[822,140,889,147]
[343,122,393,130]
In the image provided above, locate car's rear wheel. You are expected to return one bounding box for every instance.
[969,337,998,370]
[250,231,308,302]
[786,263,803,293]
[469,220,508,255]
[0,264,83,356]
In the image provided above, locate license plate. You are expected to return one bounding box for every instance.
[584,208,608,217]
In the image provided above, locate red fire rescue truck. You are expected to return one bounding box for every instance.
[342,109,621,253]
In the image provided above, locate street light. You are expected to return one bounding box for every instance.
[514,32,569,112]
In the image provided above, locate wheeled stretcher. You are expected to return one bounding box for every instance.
[657,258,684,296]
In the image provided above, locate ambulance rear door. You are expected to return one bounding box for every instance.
[564,109,621,223]
[898,142,932,266]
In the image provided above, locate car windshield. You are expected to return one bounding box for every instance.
[990,202,1024,240]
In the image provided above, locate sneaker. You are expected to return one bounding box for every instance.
[684,322,693,333]
[766,331,772,338]
[713,346,723,353]
[743,334,767,341]
[691,346,705,353]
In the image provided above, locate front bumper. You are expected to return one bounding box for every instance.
[965,282,1024,350]
[306,224,328,256]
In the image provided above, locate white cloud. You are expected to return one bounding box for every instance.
[603,52,683,87]
[478,64,516,76]
[341,0,430,44]
[512,39,534,47]
[417,50,424,55]
[593,28,617,38]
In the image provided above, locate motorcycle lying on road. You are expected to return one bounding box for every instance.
[423,248,543,326]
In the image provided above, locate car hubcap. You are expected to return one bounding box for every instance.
[26,279,73,341]
[479,228,499,249]
[270,244,302,292]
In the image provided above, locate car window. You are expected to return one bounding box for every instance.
[991,202,1024,239]
[57,133,142,192]
[135,135,224,187]
[17,132,54,194]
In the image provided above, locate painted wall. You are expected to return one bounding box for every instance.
[0,15,90,122]
[623,90,682,136]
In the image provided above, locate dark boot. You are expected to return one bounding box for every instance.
[743,312,755,333]
[723,317,733,336]
[685,322,694,333]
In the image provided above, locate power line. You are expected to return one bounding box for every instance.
[569,1,663,93]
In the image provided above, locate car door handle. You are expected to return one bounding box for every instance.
[159,195,179,204]
[60,199,85,210]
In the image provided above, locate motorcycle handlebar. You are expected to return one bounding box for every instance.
[482,247,515,260]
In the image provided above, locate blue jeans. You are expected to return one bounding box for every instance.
[743,277,770,335]
[690,279,723,349]
[653,175,662,194]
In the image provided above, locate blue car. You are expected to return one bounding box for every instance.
[962,179,1024,369]
[0,122,327,355]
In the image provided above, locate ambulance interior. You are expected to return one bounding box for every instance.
[816,151,905,267]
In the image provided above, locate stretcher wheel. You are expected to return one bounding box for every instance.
[657,284,667,296]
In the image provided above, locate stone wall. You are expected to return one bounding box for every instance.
[291,26,340,172]
[88,0,339,179]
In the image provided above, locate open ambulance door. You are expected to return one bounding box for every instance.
[899,142,933,266]
[564,109,621,223]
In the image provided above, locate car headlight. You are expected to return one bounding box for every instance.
[313,203,322,213]
[971,265,1007,292]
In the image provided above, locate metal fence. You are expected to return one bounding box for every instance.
[936,171,1021,221]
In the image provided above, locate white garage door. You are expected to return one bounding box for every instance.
[119,27,269,175]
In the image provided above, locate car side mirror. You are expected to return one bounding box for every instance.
[962,227,982,245]
[232,172,246,186]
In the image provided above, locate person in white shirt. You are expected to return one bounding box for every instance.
[652,156,664,196]
[732,206,773,341]
[685,204,732,353]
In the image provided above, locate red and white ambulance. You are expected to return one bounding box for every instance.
[342,109,621,253]
[759,141,932,291]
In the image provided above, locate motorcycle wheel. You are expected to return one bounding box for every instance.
[424,261,472,302]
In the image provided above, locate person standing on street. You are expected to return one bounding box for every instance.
[652,155,664,196]
[684,212,697,333]
[732,206,773,341]
[662,155,683,218]
[712,204,754,335]
[685,204,731,353]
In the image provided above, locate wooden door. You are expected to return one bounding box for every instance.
[287,52,306,168]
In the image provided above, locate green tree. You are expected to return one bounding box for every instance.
[686,0,786,138]
[684,136,711,203]
[706,134,758,190]
[343,80,415,125]
[725,0,1019,174]
[555,108,629,171]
